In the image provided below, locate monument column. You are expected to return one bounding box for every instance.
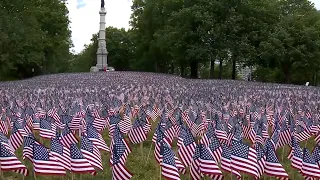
[96,2,108,70]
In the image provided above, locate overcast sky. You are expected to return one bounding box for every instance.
[67,0,320,54]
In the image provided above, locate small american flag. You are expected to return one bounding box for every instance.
[0,143,28,176]
[39,118,56,139]
[80,135,103,171]
[111,134,133,180]
[312,146,320,167]
[152,123,170,163]
[160,142,182,180]
[118,107,132,134]
[231,140,258,178]
[86,125,109,152]
[0,113,8,135]
[60,125,78,148]
[128,119,147,144]
[110,126,131,166]
[50,137,71,171]
[9,122,23,151]
[255,142,266,178]
[33,143,66,176]
[190,144,223,180]
[178,125,196,167]
[301,148,320,179]
[288,138,303,171]
[70,143,96,175]
[23,135,39,161]
[220,144,241,179]
[208,134,222,163]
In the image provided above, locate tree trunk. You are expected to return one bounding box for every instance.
[171,63,175,74]
[190,61,198,79]
[219,59,223,79]
[283,63,291,84]
[210,59,215,79]
[232,55,236,80]
[180,63,185,77]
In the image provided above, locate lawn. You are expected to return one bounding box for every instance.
[2,123,315,180]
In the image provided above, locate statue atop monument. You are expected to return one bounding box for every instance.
[101,0,105,8]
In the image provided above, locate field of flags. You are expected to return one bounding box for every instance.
[0,71,320,180]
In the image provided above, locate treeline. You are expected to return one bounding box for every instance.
[0,0,72,80]
[1,0,320,85]
[74,0,320,85]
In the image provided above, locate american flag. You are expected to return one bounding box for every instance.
[288,137,303,171]
[111,136,133,180]
[50,137,71,171]
[23,135,39,161]
[0,143,28,176]
[312,146,320,167]
[9,122,24,151]
[93,115,107,132]
[271,122,280,149]
[0,132,13,155]
[200,123,214,147]
[214,118,228,143]
[80,135,103,171]
[190,144,223,180]
[39,118,56,139]
[70,143,96,175]
[278,123,291,148]
[86,125,109,152]
[0,113,8,135]
[47,107,63,128]
[32,115,40,130]
[118,106,132,134]
[255,142,266,178]
[128,119,147,144]
[69,115,81,131]
[152,123,170,163]
[60,125,78,148]
[33,143,66,176]
[108,115,120,138]
[177,125,196,167]
[208,134,222,163]
[164,117,176,144]
[264,139,289,179]
[110,126,131,166]
[231,140,258,178]
[301,148,320,179]
[160,142,182,180]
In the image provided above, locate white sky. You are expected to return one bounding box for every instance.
[67,0,320,54]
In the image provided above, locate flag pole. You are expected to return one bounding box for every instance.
[281,146,285,161]
[0,159,3,180]
[140,141,143,155]
[159,165,161,180]
[34,169,37,180]
[145,143,153,166]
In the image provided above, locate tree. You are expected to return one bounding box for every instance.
[0,0,72,80]
[258,0,320,83]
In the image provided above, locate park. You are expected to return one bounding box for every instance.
[1,0,320,179]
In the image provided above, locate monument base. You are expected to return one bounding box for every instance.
[90,66,99,72]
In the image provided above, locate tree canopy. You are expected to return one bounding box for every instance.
[0,0,72,80]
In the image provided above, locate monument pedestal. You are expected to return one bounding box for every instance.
[90,66,99,72]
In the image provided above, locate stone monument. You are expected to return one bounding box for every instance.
[90,0,108,72]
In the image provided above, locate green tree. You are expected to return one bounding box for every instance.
[0,0,72,80]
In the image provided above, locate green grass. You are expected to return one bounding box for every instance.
[2,126,315,180]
